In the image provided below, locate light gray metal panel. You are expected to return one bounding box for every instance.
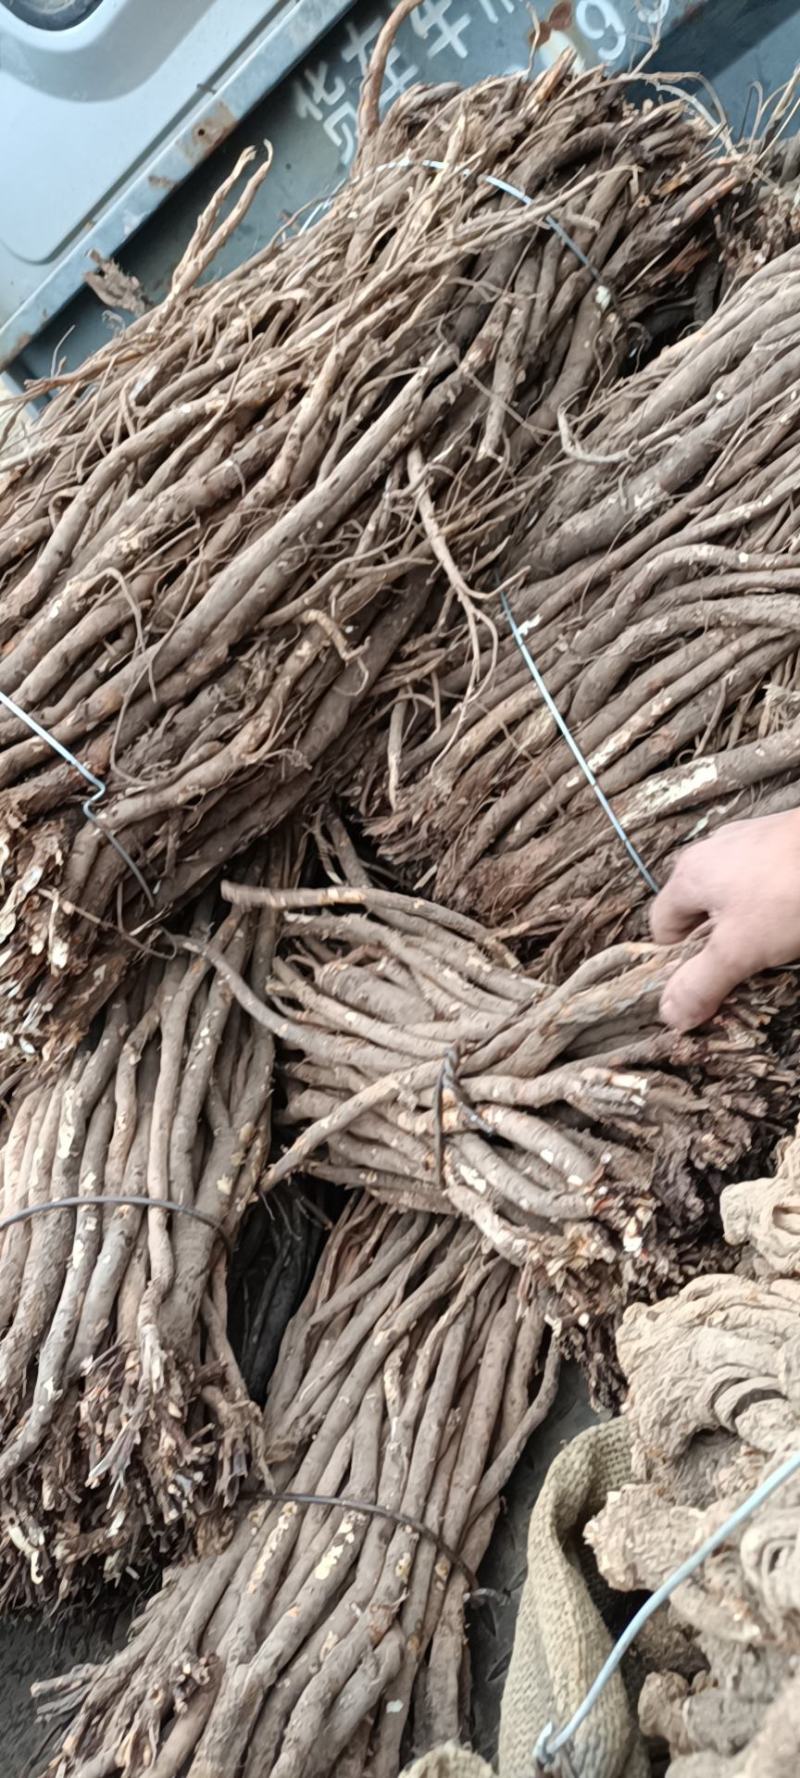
[0,0,357,365]
[10,0,714,382]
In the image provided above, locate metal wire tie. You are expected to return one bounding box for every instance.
[0,689,154,904]
[501,590,659,895]
[535,1443,800,1769]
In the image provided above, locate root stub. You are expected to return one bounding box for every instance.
[586,1135,800,1777]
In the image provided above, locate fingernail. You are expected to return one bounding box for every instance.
[659,987,676,1027]
[661,987,690,1032]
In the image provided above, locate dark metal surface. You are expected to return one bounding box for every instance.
[658,0,800,133]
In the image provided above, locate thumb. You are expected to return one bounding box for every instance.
[660,926,749,1032]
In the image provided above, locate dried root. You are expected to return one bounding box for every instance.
[353,239,800,966]
[584,1126,800,1777]
[0,55,759,1069]
[209,870,797,1391]
[0,839,299,1605]
[3,24,800,1776]
[34,1196,557,1778]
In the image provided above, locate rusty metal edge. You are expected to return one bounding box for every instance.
[0,0,355,369]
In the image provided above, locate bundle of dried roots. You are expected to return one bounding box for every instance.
[353,239,800,965]
[35,1195,558,1778]
[585,1129,800,1776]
[0,841,296,1607]
[0,45,752,1069]
[195,876,797,1386]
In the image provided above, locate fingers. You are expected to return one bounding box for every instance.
[650,865,707,945]
[660,923,755,1031]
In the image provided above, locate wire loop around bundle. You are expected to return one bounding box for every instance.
[0,689,154,904]
[0,1193,229,1251]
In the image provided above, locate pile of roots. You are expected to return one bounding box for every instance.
[34,1196,559,1778]
[586,1127,800,1776]
[207,873,797,1385]
[2,12,800,1778]
[0,840,299,1607]
[0,51,760,1069]
[352,240,800,963]
[6,826,794,1616]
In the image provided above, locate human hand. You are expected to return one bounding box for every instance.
[650,810,800,1031]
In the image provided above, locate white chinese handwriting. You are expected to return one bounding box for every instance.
[340,16,383,72]
[575,0,627,64]
[340,15,419,106]
[293,59,348,123]
[409,0,472,60]
[292,60,359,165]
[381,47,420,103]
[293,80,322,124]
[323,102,360,164]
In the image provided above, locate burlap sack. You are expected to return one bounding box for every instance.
[402,1421,645,1778]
